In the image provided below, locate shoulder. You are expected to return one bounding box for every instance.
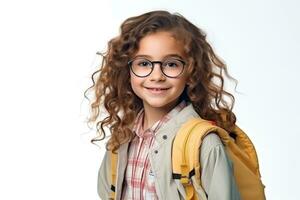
[200,132,225,160]
[201,132,223,151]
[202,132,222,145]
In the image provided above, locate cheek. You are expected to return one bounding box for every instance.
[130,80,144,100]
[175,77,188,89]
[130,75,142,93]
[173,78,188,96]
[130,74,136,88]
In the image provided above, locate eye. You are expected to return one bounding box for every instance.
[135,59,152,67]
[139,61,151,66]
[163,59,181,68]
[167,62,178,67]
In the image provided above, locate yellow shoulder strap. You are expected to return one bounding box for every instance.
[109,151,117,200]
[172,117,224,200]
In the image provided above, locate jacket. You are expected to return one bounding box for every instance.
[97,103,241,200]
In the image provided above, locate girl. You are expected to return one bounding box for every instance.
[86,10,241,199]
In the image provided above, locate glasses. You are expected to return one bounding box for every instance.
[128,57,186,78]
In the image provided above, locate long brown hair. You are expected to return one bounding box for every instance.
[84,10,238,152]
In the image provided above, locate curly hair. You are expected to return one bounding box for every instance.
[84,10,238,152]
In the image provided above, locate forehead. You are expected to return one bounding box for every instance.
[134,31,186,59]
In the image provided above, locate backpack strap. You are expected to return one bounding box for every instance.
[172,117,210,200]
[109,151,117,200]
[172,117,232,200]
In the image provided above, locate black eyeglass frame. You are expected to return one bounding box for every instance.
[128,58,186,78]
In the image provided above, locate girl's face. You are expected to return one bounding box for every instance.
[130,31,188,112]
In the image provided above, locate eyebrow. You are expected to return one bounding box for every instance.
[133,54,185,60]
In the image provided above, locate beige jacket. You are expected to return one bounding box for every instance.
[97,104,241,200]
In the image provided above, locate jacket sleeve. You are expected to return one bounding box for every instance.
[200,133,241,200]
[97,150,111,200]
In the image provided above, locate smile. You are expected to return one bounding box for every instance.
[145,87,170,90]
[145,87,170,94]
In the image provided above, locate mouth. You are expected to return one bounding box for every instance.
[144,87,171,94]
[145,87,170,91]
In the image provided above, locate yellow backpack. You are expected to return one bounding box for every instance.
[172,117,266,200]
[109,117,266,200]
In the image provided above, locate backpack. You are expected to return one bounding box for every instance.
[172,117,266,200]
[109,117,266,200]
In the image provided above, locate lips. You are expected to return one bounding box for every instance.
[145,87,170,90]
[145,87,170,94]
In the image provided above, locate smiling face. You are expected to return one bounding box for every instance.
[130,31,188,112]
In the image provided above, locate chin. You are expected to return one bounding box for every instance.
[144,99,178,109]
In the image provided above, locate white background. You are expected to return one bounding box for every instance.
[0,0,299,199]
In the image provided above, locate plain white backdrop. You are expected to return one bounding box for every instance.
[0,0,299,199]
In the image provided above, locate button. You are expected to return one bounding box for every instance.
[154,150,158,154]
[162,135,167,140]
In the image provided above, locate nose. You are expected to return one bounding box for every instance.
[149,63,166,81]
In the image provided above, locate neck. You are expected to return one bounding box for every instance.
[142,99,180,131]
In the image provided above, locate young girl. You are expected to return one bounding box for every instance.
[86,10,242,199]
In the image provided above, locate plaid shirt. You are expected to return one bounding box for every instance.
[121,100,187,200]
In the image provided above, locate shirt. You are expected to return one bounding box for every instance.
[121,100,187,200]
